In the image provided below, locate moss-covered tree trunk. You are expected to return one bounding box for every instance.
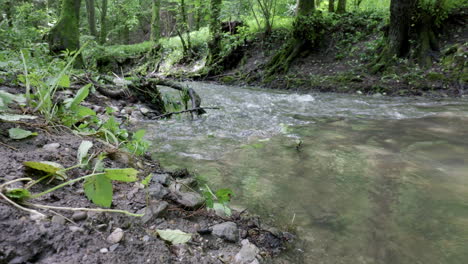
[47,0,83,66]
[206,0,222,68]
[150,0,161,42]
[99,0,107,44]
[264,0,315,76]
[85,0,97,37]
[329,0,335,12]
[336,0,346,14]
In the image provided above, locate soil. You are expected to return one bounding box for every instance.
[0,86,291,264]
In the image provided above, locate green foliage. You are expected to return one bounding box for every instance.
[5,188,31,201]
[125,129,150,156]
[84,173,114,207]
[8,128,38,139]
[202,184,234,216]
[23,161,67,180]
[293,12,330,44]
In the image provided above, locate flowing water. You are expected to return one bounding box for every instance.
[142,82,468,264]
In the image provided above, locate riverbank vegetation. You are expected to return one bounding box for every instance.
[0,0,467,263]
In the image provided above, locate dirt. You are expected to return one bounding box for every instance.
[0,87,291,264]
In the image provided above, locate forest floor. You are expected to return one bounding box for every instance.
[0,84,291,264]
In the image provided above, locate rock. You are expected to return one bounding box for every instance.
[42,143,60,151]
[234,239,260,264]
[69,226,85,233]
[171,191,204,209]
[142,235,150,242]
[140,107,150,115]
[51,215,66,225]
[71,211,87,222]
[109,243,119,252]
[140,201,169,224]
[148,183,169,199]
[151,173,170,186]
[100,248,109,254]
[212,222,239,242]
[107,228,124,244]
[30,213,45,221]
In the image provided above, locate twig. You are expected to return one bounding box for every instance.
[150,107,220,120]
[0,192,46,217]
[24,203,144,217]
[0,177,33,190]
[0,141,18,151]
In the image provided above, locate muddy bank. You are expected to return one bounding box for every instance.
[0,86,291,264]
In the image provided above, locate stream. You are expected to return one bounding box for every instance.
[142,82,468,264]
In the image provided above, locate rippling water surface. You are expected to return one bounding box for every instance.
[141,82,468,264]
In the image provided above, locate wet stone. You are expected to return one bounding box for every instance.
[107,228,124,244]
[212,222,239,243]
[71,211,87,222]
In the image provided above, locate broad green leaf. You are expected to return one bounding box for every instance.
[0,114,37,121]
[0,91,25,108]
[23,161,67,180]
[215,188,234,204]
[8,128,38,139]
[65,84,91,109]
[57,74,70,88]
[77,140,93,165]
[6,188,31,200]
[156,229,192,245]
[141,174,153,187]
[75,105,96,117]
[84,174,113,207]
[133,129,146,140]
[104,168,138,182]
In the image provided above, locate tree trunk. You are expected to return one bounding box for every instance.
[336,0,346,14]
[85,0,97,37]
[99,0,107,44]
[47,0,83,66]
[297,0,315,16]
[328,0,335,12]
[206,0,222,67]
[387,0,416,57]
[151,0,161,42]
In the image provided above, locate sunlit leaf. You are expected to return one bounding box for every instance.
[23,161,67,180]
[84,174,113,207]
[156,229,192,245]
[77,140,93,165]
[65,84,91,109]
[141,174,153,187]
[104,168,138,182]
[8,128,38,139]
[57,74,70,88]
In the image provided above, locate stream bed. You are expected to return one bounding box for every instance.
[142,82,468,264]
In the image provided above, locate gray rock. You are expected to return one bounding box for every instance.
[140,107,150,115]
[212,222,239,242]
[30,213,45,221]
[71,211,87,222]
[151,173,170,186]
[100,248,109,254]
[140,201,169,224]
[109,243,119,252]
[172,191,204,209]
[142,235,150,242]
[42,143,60,151]
[148,183,169,199]
[69,226,85,233]
[51,215,66,225]
[107,228,124,244]
[234,239,260,264]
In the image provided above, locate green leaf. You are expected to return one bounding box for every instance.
[215,188,234,204]
[156,229,192,245]
[65,84,91,109]
[104,168,138,182]
[77,140,93,165]
[0,114,37,121]
[23,161,67,180]
[6,188,31,200]
[84,174,113,207]
[75,105,96,117]
[8,128,38,139]
[57,74,70,88]
[141,174,153,187]
[133,129,146,140]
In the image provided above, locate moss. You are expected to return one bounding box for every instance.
[220,75,236,84]
[426,72,445,81]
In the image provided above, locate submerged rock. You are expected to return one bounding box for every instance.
[212,222,239,243]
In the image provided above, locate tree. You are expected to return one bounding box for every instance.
[329,0,335,12]
[264,0,317,76]
[85,0,98,37]
[47,0,83,65]
[336,0,346,14]
[151,0,161,42]
[206,0,222,67]
[99,0,107,44]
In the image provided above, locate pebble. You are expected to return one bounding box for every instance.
[71,211,87,222]
[140,107,150,114]
[142,235,150,242]
[172,191,204,209]
[140,201,169,224]
[148,183,168,199]
[30,213,45,221]
[51,215,66,225]
[107,228,124,244]
[151,173,170,186]
[42,143,60,151]
[211,222,239,243]
[69,226,85,233]
[100,248,109,254]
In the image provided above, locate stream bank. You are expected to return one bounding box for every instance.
[0,84,291,264]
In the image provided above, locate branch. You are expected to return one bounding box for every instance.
[24,202,144,217]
